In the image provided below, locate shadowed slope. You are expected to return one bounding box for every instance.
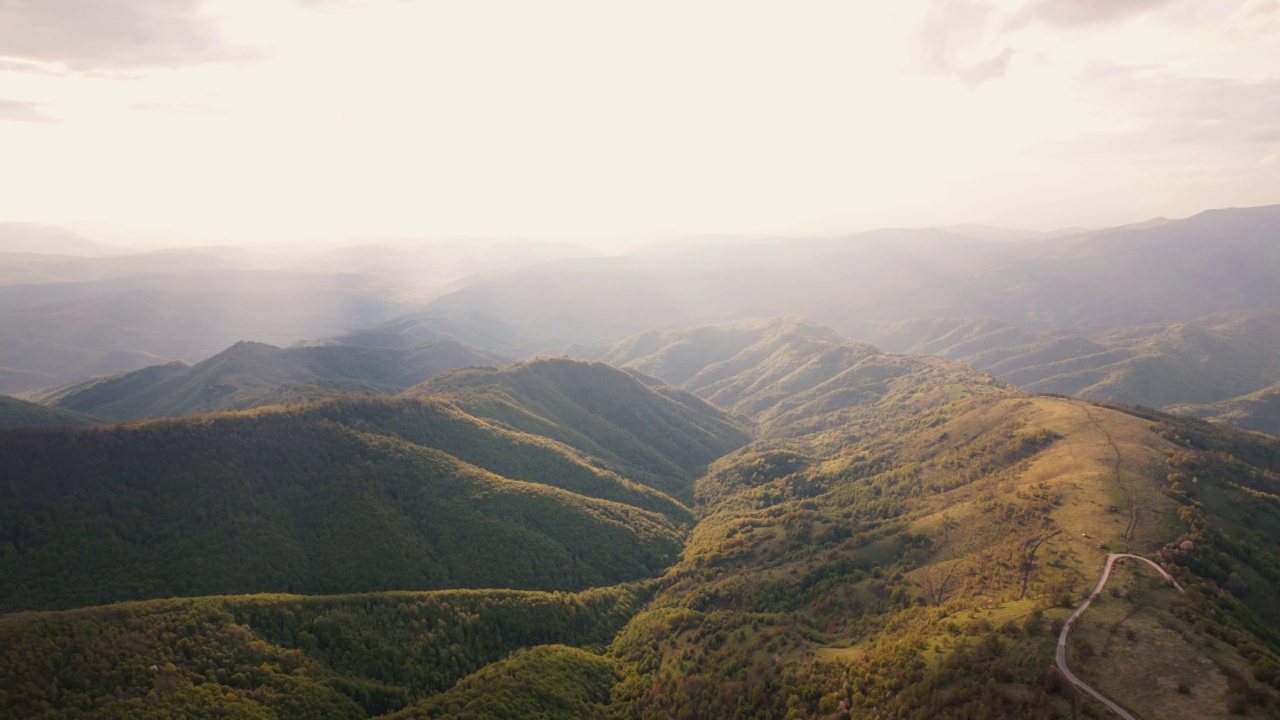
[407,357,751,501]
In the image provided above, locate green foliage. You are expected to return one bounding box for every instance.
[35,339,511,422]
[412,357,751,501]
[387,645,615,720]
[0,585,645,719]
[0,400,685,611]
[0,395,100,428]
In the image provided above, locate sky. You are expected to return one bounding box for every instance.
[0,0,1278,244]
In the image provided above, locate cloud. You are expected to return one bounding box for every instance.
[1010,0,1180,29]
[910,0,1192,87]
[1079,65,1280,149]
[1221,0,1280,39]
[0,0,259,71]
[0,99,57,123]
[911,0,1017,88]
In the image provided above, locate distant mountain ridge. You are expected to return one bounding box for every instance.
[863,309,1280,435]
[594,316,1007,436]
[32,338,511,422]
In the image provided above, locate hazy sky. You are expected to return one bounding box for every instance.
[1,0,1278,242]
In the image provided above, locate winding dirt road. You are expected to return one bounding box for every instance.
[1055,553,1185,719]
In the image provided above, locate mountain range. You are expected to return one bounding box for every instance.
[4,205,1280,718]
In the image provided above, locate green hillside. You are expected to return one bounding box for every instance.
[386,644,615,720]
[598,316,1007,435]
[1172,380,1280,437]
[866,310,1280,435]
[0,585,645,719]
[409,358,751,501]
[0,399,687,612]
[605,390,1280,718]
[0,395,99,428]
[33,339,510,421]
[8,334,1280,717]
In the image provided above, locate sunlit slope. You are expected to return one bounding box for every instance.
[385,644,615,720]
[0,395,99,428]
[866,310,1280,434]
[610,391,1280,718]
[0,585,645,719]
[0,398,687,612]
[408,357,751,500]
[1171,380,1280,437]
[32,339,510,421]
[598,316,1007,436]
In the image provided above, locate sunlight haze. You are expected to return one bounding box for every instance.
[1,0,1278,242]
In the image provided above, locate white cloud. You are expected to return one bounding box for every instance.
[0,0,259,71]
[0,98,56,123]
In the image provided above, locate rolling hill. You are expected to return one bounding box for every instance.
[594,316,1008,435]
[609,390,1280,719]
[32,338,510,421]
[6,331,1280,717]
[865,310,1280,435]
[8,341,1280,718]
[0,355,758,612]
[0,585,647,719]
[407,358,753,500]
[0,395,99,428]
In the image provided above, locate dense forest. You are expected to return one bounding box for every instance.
[0,362,752,611]
[8,352,1280,718]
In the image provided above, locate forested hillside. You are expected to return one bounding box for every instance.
[32,339,510,422]
[0,395,99,428]
[864,310,1280,435]
[0,585,647,719]
[10,346,1280,718]
[607,389,1280,718]
[595,316,1007,435]
[0,358,755,611]
[410,358,752,500]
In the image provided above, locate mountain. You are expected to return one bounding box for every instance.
[595,316,1008,435]
[0,395,99,428]
[417,229,993,352]
[407,358,752,501]
[32,338,511,421]
[0,247,246,285]
[306,308,530,354]
[947,204,1280,331]
[865,310,1280,434]
[0,222,117,256]
[7,331,1280,717]
[1171,380,1280,436]
[0,389,711,612]
[0,269,418,394]
[609,392,1280,718]
[414,205,1280,354]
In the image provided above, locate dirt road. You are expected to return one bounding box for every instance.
[1055,553,1184,719]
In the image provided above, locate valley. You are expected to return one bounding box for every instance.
[6,2,1279,715]
[3,208,1280,719]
